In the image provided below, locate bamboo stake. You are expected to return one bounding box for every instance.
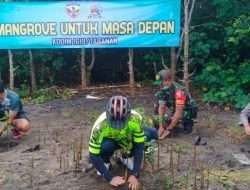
[60,152,62,169]
[44,134,46,145]
[125,167,128,181]
[157,140,160,171]
[185,167,189,190]
[200,162,205,190]
[38,130,41,142]
[169,144,174,181]
[206,169,210,189]
[31,152,34,169]
[79,127,84,160]
[192,146,197,168]
[176,152,180,171]
[193,164,197,190]
[73,140,76,162]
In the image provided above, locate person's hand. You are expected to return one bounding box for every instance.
[245,126,250,135]
[127,175,139,190]
[159,129,171,139]
[109,176,126,187]
[0,127,4,135]
[158,123,165,137]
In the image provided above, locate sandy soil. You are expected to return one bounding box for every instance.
[0,86,250,190]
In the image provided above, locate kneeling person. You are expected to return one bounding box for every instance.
[154,69,198,139]
[0,80,30,138]
[89,96,157,189]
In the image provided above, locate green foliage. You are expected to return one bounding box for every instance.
[16,84,31,98]
[174,144,189,154]
[195,61,250,108]
[191,0,250,109]
[32,89,57,104]
[60,89,74,100]
[164,179,174,189]
[228,15,250,45]
[16,85,74,104]
[133,107,149,126]
[144,139,157,165]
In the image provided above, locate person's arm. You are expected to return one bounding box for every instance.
[166,105,183,130]
[158,104,166,129]
[89,152,113,181]
[132,142,144,177]
[8,111,17,125]
[127,142,143,190]
[158,103,167,137]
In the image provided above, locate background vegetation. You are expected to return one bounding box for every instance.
[0,0,249,108]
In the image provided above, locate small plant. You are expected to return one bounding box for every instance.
[0,113,11,136]
[227,116,246,142]
[207,111,217,129]
[165,179,174,189]
[88,111,99,123]
[174,144,190,154]
[60,89,74,100]
[133,107,149,126]
[144,139,157,166]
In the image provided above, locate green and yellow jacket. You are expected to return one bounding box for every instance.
[89,110,145,155]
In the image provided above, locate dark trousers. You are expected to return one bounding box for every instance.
[100,126,158,163]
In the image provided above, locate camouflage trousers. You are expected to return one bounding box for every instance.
[153,107,198,129]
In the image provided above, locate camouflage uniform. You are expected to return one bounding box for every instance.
[154,81,198,132]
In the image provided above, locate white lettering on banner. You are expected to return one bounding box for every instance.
[138,21,175,34]
[0,23,57,36]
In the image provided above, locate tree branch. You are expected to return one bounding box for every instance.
[161,54,169,69]
[87,49,95,71]
[189,68,196,77]
[188,0,196,24]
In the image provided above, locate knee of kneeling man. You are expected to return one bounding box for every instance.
[21,122,31,132]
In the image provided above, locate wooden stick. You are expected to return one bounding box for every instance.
[157,140,160,171]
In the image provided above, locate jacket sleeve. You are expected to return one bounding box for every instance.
[132,142,144,177]
[89,152,113,182]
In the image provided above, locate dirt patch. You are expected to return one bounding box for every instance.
[0,86,250,190]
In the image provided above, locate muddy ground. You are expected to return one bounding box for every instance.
[0,86,250,190]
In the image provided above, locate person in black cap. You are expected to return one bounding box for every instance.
[153,69,198,139]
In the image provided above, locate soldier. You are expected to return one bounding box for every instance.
[153,69,198,139]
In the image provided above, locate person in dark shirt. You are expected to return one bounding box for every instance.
[0,80,30,139]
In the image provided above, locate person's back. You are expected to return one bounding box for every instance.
[0,90,23,114]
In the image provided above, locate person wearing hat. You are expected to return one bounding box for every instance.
[153,69,198,139]
[89,96,158,189]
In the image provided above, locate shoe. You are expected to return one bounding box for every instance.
[118,156,133,171]
[97,162,111,175]
[183,120,193,134]
[11,129,23,139]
